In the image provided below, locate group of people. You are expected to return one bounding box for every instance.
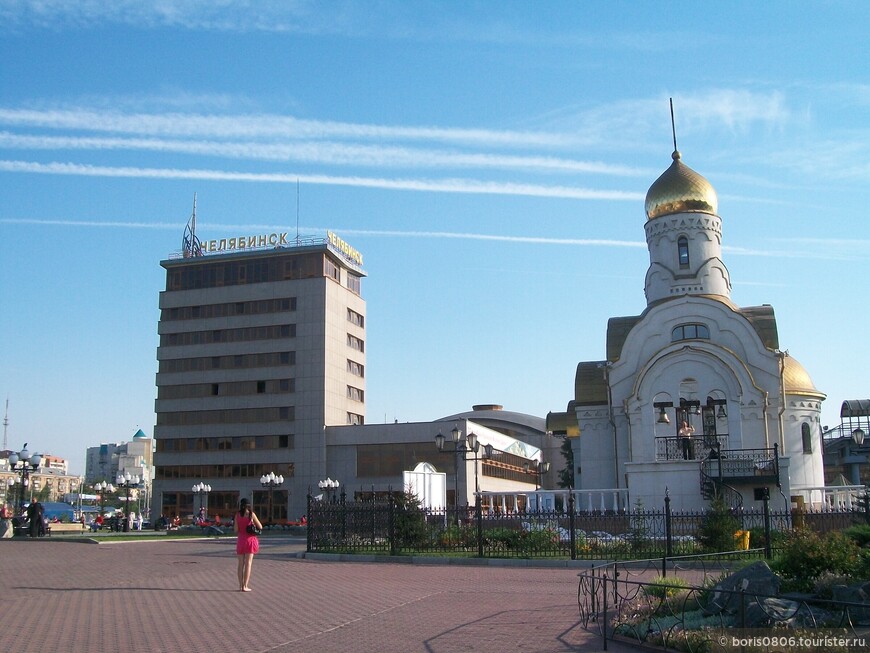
[0,500,45,538]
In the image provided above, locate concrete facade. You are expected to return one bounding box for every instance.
[153,235,366,521]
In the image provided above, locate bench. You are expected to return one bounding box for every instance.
[47,522,88,535]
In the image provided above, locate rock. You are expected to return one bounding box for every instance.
[831,582,870,625]
[703,561,781,616]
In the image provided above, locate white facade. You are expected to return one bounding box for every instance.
[551,148,826,512]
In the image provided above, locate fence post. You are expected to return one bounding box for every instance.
[762,489,772,559]
[306,491,312,552]
[602,570,609,651]
[340,486,347,543]
[475,493,483,557]
[664,490,672,577]
[569,489,576,561]
[389,490,396,556]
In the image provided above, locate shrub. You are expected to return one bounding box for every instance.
[843,524,870,548]
[696,495,741,553]
[813,571,855,599]
[392,491,429,547]
[770,528,865,593]
[643,575,690,598]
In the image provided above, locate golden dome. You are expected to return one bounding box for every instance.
[782,355,824,397]
[645,150,718,220]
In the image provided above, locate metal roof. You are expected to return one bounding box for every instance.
[841,399,870,418]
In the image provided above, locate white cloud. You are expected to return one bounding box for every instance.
[0,0,320,33]
[0,131,650,176]
[0,159,644,200]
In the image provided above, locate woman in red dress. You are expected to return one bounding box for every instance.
[233,498,262,592]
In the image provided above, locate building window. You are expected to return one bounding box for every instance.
[347,412,364,425]
[347,274,361,295]
[671,323,710,342]
[801,423,813,454]
[347,385,364,402]
[678,236,690,268]
[257,381,266,394]
[347,359,364,377]
[347,308,364,328]
[347,334,365,352]
[324,257,340,282]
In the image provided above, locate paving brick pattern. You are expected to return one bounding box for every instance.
[0,537,636,653]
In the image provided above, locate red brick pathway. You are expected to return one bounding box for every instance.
[0,537,637,653]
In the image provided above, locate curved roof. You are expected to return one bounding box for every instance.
[439,406,545,440]
[782,355,825,398]
[841,399,870,418]
[645,150,718,220]
[545,409,580,437]
[574,361,610,405]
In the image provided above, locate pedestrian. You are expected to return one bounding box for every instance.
[678,420,695,460]
[136,512,144,531]
[26,499,44,538]
[0,504,12,539]
[234,498,262,592]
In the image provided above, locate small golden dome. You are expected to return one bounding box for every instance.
[782,355,823,396]
[645,150,718,220]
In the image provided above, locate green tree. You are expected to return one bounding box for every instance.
[696,494,741,552]
[393,490,429,548]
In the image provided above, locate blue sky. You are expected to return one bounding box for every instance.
[1,1,869,475]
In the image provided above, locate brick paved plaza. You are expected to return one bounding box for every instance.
[0,536,637,653]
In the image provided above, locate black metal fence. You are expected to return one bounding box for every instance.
[577,553,870,650]
[306,492,869,560]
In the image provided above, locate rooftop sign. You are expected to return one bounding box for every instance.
[327,231,364,266]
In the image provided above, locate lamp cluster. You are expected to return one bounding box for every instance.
[6,444,42,513]
[260,472,284,487]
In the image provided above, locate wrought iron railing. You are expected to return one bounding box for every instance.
[656,435,728,461]
[306,492,864,561]
[577,553,870,651]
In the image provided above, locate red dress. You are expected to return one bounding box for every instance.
[235,514,260,555]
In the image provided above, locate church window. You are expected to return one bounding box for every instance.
[678,236,690,268]
[801,423,813,454]
[671,323,710,342]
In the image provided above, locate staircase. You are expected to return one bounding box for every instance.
[700,466,743,510]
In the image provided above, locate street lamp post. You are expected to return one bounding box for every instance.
[115,472,140,532]
[7,443,42,515]
[260,472,284,526]
[192,482,212,522]
[523,460,551,511]
[850,428,866,486]
[318,477,339,503]
[95,480,116,518]
[435,427,494,509]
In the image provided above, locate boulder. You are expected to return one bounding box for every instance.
[703,561,781,616]
[831,581,870,625]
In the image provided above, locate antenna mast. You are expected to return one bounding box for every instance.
[3,398,8,451]
[669,97,679,153]
[182,193,203,258]
[296,178,300,244]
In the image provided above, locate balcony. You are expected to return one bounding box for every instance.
[655,435,728,461]
[700,447,779,484]
[655,436,780,484]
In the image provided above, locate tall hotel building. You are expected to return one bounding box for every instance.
[153,229,366,522]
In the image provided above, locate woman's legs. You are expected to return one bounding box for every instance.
[237,554,246,590]
[241,553,254,590]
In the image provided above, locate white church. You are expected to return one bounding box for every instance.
[548,144,827,513]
